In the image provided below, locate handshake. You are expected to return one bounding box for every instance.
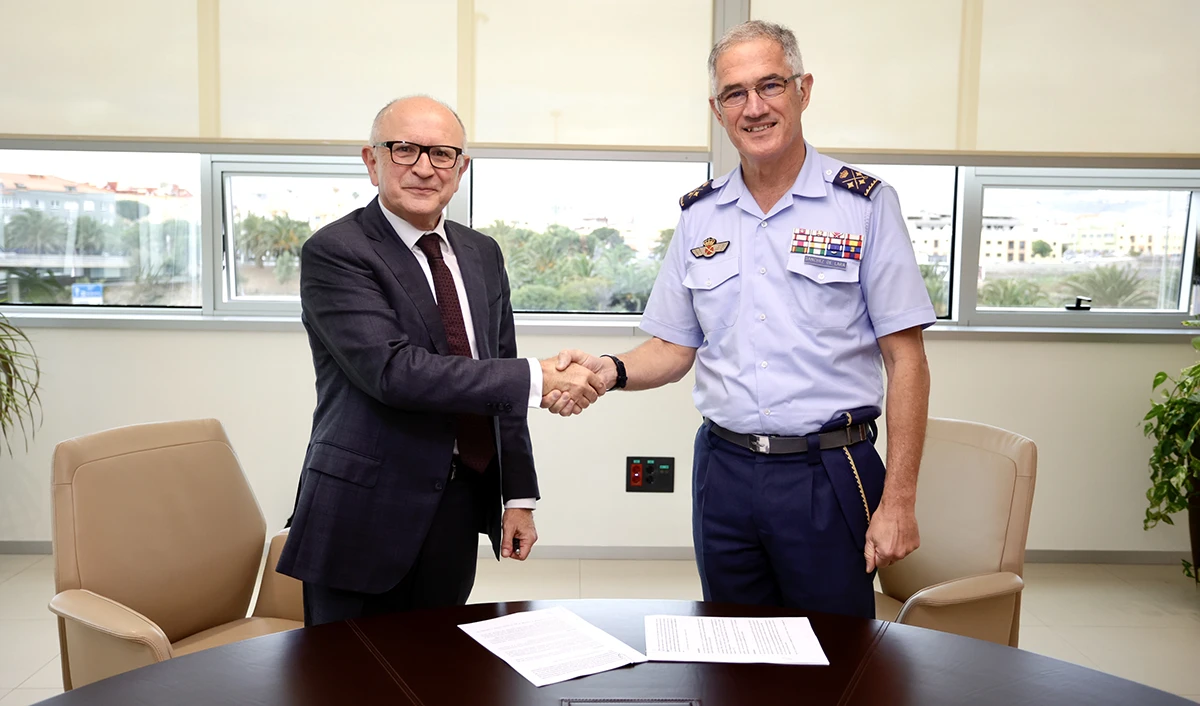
[539,350,614,417]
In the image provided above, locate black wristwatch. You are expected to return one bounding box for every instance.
[600,354,627,390]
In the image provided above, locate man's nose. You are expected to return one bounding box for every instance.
[410,151,436,176]
[742,88,770,118]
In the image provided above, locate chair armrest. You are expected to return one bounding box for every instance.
[252,529,304,622]
[48,589,172,687]
[895,572,1024,646]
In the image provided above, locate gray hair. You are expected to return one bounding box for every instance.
[708,20,804,97]
[368,95,468,149]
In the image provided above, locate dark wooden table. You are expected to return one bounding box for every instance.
[43,599,1193,705]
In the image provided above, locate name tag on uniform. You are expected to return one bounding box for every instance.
[805,255,847,270]
[791,228,863,261]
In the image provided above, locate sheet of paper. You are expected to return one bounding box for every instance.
[644,615,829,666]
[459,606,648,687]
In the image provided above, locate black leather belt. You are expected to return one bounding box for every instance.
[707,421,870,455]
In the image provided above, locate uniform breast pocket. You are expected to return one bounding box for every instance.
[683,258,741,333]
[785,254,865,328]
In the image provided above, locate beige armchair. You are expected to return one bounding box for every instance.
[48,419,304,690]
[874,417,1037,647]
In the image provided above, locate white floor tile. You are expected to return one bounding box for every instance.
[1021,569,1200,628]
[0,571,55,621]
[579,560,703,600]
[0,620,59,689]
[17,658,60,691]
[0,688,64,706]
[468,558,579,604]
[0,558,39,587]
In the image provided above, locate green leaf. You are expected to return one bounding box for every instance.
[1192,337,1200,351]
[1154,371,1169,389]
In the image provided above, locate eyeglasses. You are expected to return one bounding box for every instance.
[373,141,464,169]
[716,73,804,108]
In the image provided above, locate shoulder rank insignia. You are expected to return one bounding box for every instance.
[680,179,715,209]
[690,237,730,258]
[833,167,881,198]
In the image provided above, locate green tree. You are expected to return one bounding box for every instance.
[979,278,1047,307]
[0,268,68,304]
[159,219,193,274]
[919,264,949,317]
[510,284,562,310]
[1064,264,1153,308]
[115,200,149,221]
[4,209,67,255]
[275,251,298,284]
[1032,239,1053,258]
[236,213,273,268]
[652,229,674,260]
[74,216,110,256]
[262,214,312,259]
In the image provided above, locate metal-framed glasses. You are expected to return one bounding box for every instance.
[373,141,464,169]
[716,73,804,108]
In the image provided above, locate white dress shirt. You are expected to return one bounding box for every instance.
[379,203,539,510]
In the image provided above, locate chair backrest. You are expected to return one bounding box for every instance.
[879,418,1037,603]
[52,419,267,643]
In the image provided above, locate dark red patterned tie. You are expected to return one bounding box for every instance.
[416,233,495,473]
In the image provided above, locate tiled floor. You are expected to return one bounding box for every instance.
[2,555,1198,704]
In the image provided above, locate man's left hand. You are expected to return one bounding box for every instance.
[864,500,919,572]
[501,508,538,561]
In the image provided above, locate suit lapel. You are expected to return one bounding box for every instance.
[446,221,493,360]
[362,199,451,355]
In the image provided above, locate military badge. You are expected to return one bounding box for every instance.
[791,228,863,260]
[690,237,730,258]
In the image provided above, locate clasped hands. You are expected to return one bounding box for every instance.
[539,349,614,417]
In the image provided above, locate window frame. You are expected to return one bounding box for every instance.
[954,166,1200,329]
[0,138,1198,337]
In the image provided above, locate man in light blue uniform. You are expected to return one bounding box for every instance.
[549,20,935,617]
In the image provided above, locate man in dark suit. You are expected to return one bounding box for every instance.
[277,96,605,626]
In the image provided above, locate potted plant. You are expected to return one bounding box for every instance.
[0,312,41,455]
[1144,320,1200,581]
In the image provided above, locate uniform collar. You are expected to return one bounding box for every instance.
[378,200,447,252]
[714,141,827,216]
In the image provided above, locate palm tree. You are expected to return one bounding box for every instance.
[1064,264,1154,308]
[920,264,949,317]
[979,278,1047,307]
[263,214,312,260]
[4,209,67,255]
[74,216,110,256]
[236,213,272,268]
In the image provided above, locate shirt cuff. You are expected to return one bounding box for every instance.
[504,498,536,510]
[526,357,543,408]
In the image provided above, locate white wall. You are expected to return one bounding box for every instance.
[0,326,1192,554]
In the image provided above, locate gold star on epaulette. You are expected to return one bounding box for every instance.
[679,179,715,210]
[833,168,881,198]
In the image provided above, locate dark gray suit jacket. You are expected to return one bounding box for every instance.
[276,198,538,594]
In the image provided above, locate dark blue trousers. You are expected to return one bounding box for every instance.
[691,410,885,619]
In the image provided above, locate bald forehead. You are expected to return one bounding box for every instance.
[373,98,465,146]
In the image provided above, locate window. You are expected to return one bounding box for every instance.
[0,149,202,306]
[217,166,375,306]
[858,164,957,318]
[469,157,709,312]
[48,200,60,209]
[83,200,95,212]
[977,187,1192,311]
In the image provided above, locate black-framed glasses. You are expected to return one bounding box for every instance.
[716,73,805,108]
[373,141,464,169]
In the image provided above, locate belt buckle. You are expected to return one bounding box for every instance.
[749,434,771,454]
